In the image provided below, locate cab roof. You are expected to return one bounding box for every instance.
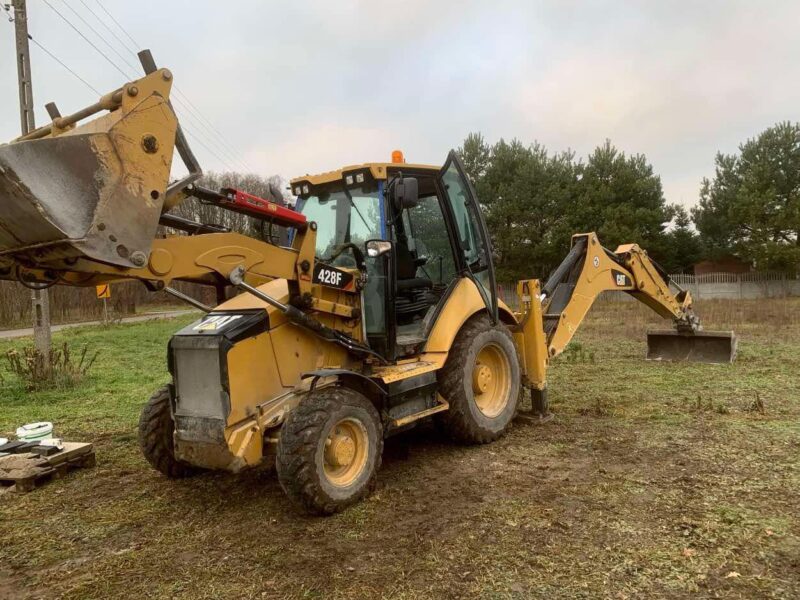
[290,162,440,187]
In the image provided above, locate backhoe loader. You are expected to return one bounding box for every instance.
[0,54,736,514]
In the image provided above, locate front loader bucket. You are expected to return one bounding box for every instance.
[0,68,178,270]
[646,330,737,364]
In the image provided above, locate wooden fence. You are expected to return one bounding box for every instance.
[2,271,797,330]
[0,280,211,330]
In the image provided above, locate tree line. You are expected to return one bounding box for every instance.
[170,171,286,242]
[458,121,800,281]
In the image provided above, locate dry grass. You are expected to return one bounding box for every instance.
[588,296,800,341]
[0,300,798,599]
[5,342,98,391]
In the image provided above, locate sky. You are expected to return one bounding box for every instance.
[1,0,798,208]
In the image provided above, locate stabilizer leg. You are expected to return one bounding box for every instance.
[516,386,553,425]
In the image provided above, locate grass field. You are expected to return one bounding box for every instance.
[1,299,799,599]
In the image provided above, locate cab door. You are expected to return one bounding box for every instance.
[438,150,498,322]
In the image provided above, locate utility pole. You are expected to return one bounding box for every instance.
[12,0,52,358]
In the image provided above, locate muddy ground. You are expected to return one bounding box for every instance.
[1,299,798,599]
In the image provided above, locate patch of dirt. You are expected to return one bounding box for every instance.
[1,395,799,598]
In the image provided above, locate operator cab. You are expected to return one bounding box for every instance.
[292,151,497,361]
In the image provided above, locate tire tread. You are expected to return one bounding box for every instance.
[276,387,382,515]
[438,315,519,444]
[138,385,198,479]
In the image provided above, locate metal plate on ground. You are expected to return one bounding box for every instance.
[646,330,737,364]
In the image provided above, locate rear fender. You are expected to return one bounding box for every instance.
[424,277,517,354]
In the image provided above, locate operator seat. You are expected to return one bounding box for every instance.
[394,239,435,323]
[395,240,432,291]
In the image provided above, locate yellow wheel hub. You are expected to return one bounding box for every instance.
[472,364,493,393]
[472,343,511,418]
[323,418,369,487]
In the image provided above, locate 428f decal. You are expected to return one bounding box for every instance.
[312,262,354,291]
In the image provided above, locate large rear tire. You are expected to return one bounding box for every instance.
[438,315,521,443]
[138,385,199,479]
[276,387,383,515]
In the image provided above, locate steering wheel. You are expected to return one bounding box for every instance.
[325,243,366,272]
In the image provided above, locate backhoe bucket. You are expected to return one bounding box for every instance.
[0,69,178,270]
[646,330,737,364]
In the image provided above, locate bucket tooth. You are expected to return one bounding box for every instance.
[646,330,737,364]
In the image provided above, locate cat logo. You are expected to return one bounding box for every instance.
[612,270,631,287]
[193,315,242,331]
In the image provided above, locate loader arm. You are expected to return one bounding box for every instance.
[0,53,351,322]
[516,233,736,404]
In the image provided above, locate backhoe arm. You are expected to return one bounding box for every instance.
[515,232,735,410]
[541,232,697,358]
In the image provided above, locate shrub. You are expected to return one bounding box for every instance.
[560,341,596,364]
[5,342,98,391]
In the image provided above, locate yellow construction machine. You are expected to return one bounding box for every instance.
[0,55,736,513]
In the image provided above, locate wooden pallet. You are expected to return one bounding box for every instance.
[0,442,95,493]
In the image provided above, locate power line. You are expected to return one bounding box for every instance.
[87,0,255,173]
[94,0,139,51]
[169,98,249,170]
[30,37,101,95]
[78,0,138,56]
[56,1,249,170]
[1,5,101,95]
[36,1,241,173]
[169,95,252,171]
[169,98,243,167]
[11,0,254,174]
[171,87,254,172]
[59,0,140,78]
[41,0,129,80]
[182,127,238,173]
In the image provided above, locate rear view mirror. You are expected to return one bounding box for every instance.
[366,239,392,258]
[391,176,419,211]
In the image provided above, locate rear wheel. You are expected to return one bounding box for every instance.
[138,385,199,479]
[438,315,521,443]
[276,387,383,515]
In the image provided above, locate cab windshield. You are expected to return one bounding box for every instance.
[297,182,384,267]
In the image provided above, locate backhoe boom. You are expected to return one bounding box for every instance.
[516,232,736,411]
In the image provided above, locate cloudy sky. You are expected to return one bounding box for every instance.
[1,0,798,207]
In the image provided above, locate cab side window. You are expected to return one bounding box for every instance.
[441,160,495,307]
[402,194,458,287]
[441,163,489,273]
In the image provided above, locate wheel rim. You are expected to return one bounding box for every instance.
[472,343,512,418]
[323,417,369,487]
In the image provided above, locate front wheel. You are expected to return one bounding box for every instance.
[138,385,199,479]
[276,386,383,515]
[437,315,521,443]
